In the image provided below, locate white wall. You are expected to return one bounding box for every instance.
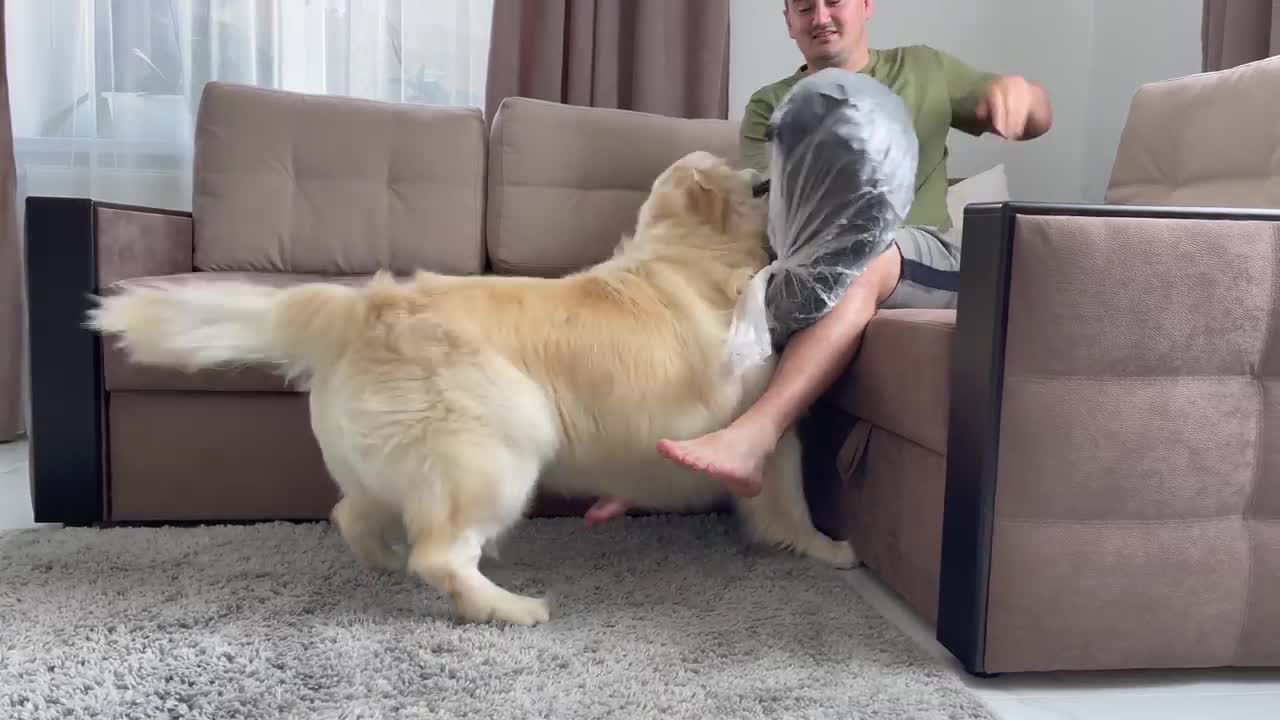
[1081,1,1203,202]
[729,0,1203,204]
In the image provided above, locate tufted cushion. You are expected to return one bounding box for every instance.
[485,97,740,277]
[1106,55,1280,208]
[982,213,1280,671]
[191,82,487,276]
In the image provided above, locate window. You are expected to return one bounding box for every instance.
[6,0,494,211]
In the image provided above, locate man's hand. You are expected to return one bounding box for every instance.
[977,75,1052,141]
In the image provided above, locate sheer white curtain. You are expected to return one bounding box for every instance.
[6,0,494,213]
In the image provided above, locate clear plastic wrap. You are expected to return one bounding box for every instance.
[726,68,919,373]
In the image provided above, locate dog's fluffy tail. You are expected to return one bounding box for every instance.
[87,279,366,379]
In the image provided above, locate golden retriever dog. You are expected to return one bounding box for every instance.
[87,150,856,626]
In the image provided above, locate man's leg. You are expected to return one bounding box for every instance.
[657,223,963,497]
[656,244,905,497]
[585,225,960,523]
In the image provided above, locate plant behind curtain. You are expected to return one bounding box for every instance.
[6,0,494,213]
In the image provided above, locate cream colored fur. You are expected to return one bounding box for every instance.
[87,151,856,626]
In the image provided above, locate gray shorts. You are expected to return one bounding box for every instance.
[763,222,962,348]
[882,224,962,310]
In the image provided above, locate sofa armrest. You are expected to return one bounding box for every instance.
[937,201,1280,674]
[95,202,194,287]
[24,197,193,526]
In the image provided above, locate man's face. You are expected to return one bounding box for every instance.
[784,0,873,69]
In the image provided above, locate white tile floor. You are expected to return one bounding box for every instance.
[2,436,1278,718]
[0,439,41,530]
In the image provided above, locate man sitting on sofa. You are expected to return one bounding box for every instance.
[650,0,1053,499]
[584,0,1053,526]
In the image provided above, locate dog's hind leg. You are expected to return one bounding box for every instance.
[734,427,858,569]
[402,445,550,626]
[330,491,407,574]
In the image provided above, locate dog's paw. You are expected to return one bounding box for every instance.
[481,538,502,561]
[378,542,410,574]
[810,538,860,570]
[455,591,552,626]
[497,595,552,626]
[356,547,407,575]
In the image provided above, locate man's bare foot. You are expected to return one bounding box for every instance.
[656,421,777,497]
[584,498,628,527]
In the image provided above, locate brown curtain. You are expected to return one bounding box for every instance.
[0,0,24,443]
[1203,0,1280,72]
[485,0,730,121]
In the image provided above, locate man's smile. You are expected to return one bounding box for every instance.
[812,28,839,44]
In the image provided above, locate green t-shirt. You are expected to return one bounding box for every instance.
[739,45,998,231]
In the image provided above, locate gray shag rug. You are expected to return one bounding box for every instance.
[0,515,994,719]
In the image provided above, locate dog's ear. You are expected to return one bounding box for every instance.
[671,166,728,231]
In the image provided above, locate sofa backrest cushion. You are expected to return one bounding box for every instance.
[191,82,487,276]
[1106,56,1280,208]
[486,97,740,277]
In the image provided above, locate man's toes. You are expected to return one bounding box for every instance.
[660,439,715,472]
[656,438,689,464]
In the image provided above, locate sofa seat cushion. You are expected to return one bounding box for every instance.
[101,271,372,393]
[828,309,955,455]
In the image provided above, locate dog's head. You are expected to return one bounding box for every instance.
[635,151,768,244]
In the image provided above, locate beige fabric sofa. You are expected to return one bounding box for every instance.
[23,56,1280,675]
[809,55,1280,676]
[25,82,738,524]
